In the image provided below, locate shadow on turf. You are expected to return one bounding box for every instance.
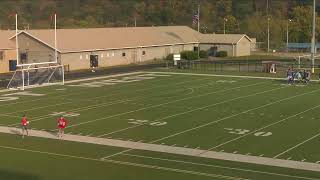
[10,129,22,136]
[0,169,40,180]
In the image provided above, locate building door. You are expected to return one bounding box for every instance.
[209,46,218,57]
[90,55,98,68]
[131,50,137,63]
[9,60,17,71]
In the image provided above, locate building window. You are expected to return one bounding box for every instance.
[101,53,104,58]
[80,55,83,60]
[86,54,89,59]
[112,52,115,57]
[0,51,4,60]
[122,52,126,57]
[142,51,146,56]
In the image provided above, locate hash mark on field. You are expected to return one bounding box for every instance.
[287,157,292,160]
[233,151,238,154]
[196,147,200,149]
[171,144,176,147]
[184,145,188,148]
[220,150,224,152]
[301,159,306,162]
[259,154,264,157]
[246,153,251,155]
[161,143,165,145]
[316,161,320,164]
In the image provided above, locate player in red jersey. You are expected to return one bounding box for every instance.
[21,114,29,138]
[57,115,67,138]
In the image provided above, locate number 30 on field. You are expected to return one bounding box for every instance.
[224,128,272,137]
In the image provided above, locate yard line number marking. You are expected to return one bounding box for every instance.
[128,119,167,127]
[49,112,80,117]
[224,128,272,137]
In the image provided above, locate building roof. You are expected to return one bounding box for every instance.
[0,30,15,50]
[0,26,251,53]
[198,34,252,45]
[13,26,200,53]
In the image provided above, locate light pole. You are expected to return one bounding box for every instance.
[223,18,228,34]
[311,0,316,73]
[287,19,292,52]
[267,17,270,53]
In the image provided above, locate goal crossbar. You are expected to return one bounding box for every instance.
[7,64,65,90]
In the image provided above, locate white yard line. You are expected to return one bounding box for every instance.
[65,71,144,84]
[69,81,267,129]
[97,84,285,137]
[121,153,320,180]
[0,72,214,119]
[0,126,319,173]
[274,133,320,158]
[100,85,318,141]
[204,103,320,152]
[6,75,227,126]
[0,144,247,180]
[100,87,320,162]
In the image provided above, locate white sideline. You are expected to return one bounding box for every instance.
[0,145,244,180]
[121,153,320,180]
[149,71,320,82]
[0,126,319,173]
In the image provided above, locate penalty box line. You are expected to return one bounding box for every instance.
[0,144,246,180]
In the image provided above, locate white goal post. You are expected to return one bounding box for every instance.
[8,13,64,90]
[7,64,65,90]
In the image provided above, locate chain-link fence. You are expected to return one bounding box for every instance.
[169,60,320,76]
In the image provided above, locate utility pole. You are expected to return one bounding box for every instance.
[197,3,200,32]
[224,18,228,34]
[197,2,200,59]
[287,19,292,52]
[267,0,270,53]
[311,0,316,73]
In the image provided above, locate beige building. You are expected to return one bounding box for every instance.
[198,34,252,57]
[0,26,252,74]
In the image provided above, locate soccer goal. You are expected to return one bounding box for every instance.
[296,54,320,71]
[7,64,64,90]
[7,13,64,90]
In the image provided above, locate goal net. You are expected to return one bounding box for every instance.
[7,64,64,90]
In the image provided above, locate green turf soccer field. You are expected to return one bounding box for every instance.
[0,70,320,180]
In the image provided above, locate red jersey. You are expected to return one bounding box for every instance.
[58,118,67,129]
[21,117,28,126]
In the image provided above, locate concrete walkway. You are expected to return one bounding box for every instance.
[0,126,319,172]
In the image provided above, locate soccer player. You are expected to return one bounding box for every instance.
[21,114,29,138]
[57,115,67,138]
